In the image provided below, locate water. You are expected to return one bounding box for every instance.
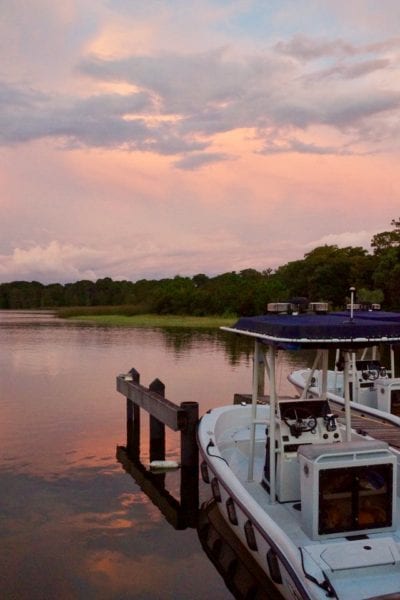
[0,311,311,599]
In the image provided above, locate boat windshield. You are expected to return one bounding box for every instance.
[319,463,393,535]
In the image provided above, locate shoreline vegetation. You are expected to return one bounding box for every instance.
[1,220,399,314]
[56,307,236,328]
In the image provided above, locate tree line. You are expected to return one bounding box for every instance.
[1,219,399,315]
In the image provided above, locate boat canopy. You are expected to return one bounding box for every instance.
[222,310,400,349]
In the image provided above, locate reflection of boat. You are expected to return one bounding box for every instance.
[198,499,283,600]
[288,313,400,424]
[117,447,278,598]
[197,311,400,599]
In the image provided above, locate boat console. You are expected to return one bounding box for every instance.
[263,399,397,539]
[263,398,342,502]
[355,359,387,381]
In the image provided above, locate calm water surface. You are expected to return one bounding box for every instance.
[0,311,312,599]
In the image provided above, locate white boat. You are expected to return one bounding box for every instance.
[288,310,400,425]
[197,310,400,599]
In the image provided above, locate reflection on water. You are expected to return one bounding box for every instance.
[117,445,278,599]
[117,446,198,530]
[160,327,253,367]
[0,311,312,599]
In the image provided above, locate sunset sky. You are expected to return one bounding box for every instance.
[1,1,400,284]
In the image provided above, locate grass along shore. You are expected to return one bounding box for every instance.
[58,311,236,328]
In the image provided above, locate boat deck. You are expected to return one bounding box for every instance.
[330,399,400,449]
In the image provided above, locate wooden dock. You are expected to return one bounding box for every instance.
[117,367,199,467]
[116,368,199,529]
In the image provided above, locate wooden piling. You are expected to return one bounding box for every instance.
[180,401,199,468]
[126,368,140,457]
[149,378,166,462]
[179,401,199,527]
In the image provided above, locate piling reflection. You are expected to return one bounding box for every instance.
[116,446,198,529]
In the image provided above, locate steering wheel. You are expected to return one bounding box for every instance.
[281,406,317,437]
[362,369,379,381]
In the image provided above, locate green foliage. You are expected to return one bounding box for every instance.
[1,219,400,314]
[59,313,235,328]
[371,217,400,254]
[357,288,384,304]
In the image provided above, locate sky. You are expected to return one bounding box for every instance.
[1,0,400,284]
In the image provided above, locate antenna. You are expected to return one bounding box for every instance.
[350,286,355,321]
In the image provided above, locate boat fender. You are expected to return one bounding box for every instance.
[149,460,180,470]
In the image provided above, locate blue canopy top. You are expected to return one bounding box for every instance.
[223,310,400,349]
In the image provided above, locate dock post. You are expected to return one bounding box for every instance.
[127,368,140,457]
[180,401,199,526]
[149,378,166,462]
[180,401,199,468]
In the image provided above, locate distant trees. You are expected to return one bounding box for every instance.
[371,218,400,254]
[1,219,399,314]
[274,245,374,307]
[0,281,44,309]
[370,217,400,309]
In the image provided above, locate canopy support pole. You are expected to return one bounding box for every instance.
[267,345,277,503]
[301,349,323,399]
[321,349,329,400]
[351,352,359,403]
[344,351,352,442]
[391,345,395,377]
[247,339,261,482]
